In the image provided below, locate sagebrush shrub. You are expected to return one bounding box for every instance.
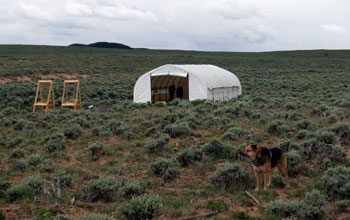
[6,184,33,202]
[43,141,65,153]
[10,148,26,158]
[267,120,288,136]
[266,199,298,218]
[0,180,11,197]
[9,160,26,172]
[163,167,180,183]
[149,159,172,176]
[55,215,73,220]
[121,182,142,199]
[221,127,250,140]
[303,138,345,162]
[63,123,83,139]
[296,119,314,131]
[88,142,103,156]
[83,178,121,202]
[144,134,170,154]
[321,166,350,200]
[330,123,350,141]
[285,150,302,176]
[26,176,44,193]
[52,171,73,187]
[28,154,45,167]
[210,163,251,191]
[164,122,191,138]
[277,139,300,152]
[175,147,202,167]
[297,190,328,220]
[106,120,128,136]
[316,131,337,145]
[203,139,230,159]
[118,194,162,220]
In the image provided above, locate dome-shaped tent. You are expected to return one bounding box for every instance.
[133,64,242,103]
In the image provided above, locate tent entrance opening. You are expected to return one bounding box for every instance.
[151,75,189,102]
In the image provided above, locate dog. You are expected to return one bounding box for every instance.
[244,144,289,191]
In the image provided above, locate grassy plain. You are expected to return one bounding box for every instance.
[0,45,350,219]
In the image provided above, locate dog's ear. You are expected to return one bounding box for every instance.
[251,144,257,150]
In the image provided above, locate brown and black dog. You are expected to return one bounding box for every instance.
[244,144,289,191]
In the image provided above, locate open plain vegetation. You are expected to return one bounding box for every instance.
[1,45,350,219]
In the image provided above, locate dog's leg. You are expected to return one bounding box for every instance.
[254,170,260,191]
[277,155,290,187]
[264,167,270,190]
[282,164,289,187]
[267,170,272,187]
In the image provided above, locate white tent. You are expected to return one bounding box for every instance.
[133,64,242,103]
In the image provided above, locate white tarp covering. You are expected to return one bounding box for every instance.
[133,64,242,103]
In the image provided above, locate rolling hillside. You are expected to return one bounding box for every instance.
[0,45,350,219]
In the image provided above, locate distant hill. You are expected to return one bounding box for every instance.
[69,42,133,50]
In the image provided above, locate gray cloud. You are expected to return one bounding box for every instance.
[0,0,350,51]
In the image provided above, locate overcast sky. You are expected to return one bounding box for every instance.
[0,0,349,52]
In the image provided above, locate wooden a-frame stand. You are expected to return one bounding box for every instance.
[33,80,56,113]
[61,80,82,112]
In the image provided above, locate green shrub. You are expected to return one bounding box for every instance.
[144,134,170,154]
[149,159,180,182]
[26,176,44,193]
[43,141,66,153]
[296,119,315,131]
[210,163,251,191]
[43,133,66,153]
[106,120,127,136]
[321,166,350,200]
[303,138,345,162]
[286,150,302,176]
[28,154,45,167]
[88,142,103,156]
[9,160,26,172]
[13,119,29,131]
[118,194,162,220]
[10,148,26,158]
[52,171,73,188]
[164,122,191,138]
[297,190,328,220]
[55,215,73,220]
[296,130,308,139]
[0,180,11,197]
[267,120,288,135]
[149,159,172,176]
[5,137,23,148]
[203,139,230,159]
[6,184,33,202]
[163,167,180,183]
[330,123,350,141]
[63,123,83,139]
[316,131,337,145]
[335,200,350,212]
[0,180,11,192]
[288,111,306,121]
[277,139,300,152]
[82,178,121,202]
[121,182,143,199]
[175,147,202,167]
[222,127,250,140]
[266,199,298,218]
[76,214,116,220]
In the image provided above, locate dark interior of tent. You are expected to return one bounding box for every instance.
[151,75,189,103]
